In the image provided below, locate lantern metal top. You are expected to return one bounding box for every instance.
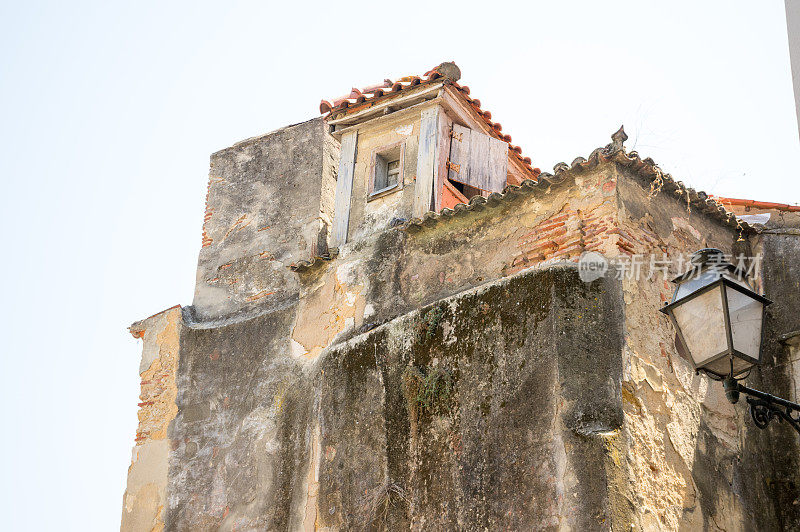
[670,248,744,284]
[664,248,766,306]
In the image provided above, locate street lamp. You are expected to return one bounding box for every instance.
[661,248,800,434]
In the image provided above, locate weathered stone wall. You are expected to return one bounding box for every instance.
[193,117,335,321]
[290,165,618,364]
[165,264,624,530]
[788,339,800,404]
[755,231,800,529]
[125,144,800,530]
[612,167,782,530]
[122,306,183,532]
[167,304,308,529]
[312,266,624,530]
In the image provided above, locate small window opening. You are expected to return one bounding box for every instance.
[370,144,403,199]
[375,153,400,191]
[448,178,482,200]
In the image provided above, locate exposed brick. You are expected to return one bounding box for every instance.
[535,220,566,233]
[552,243,583,258]
[547,213,572,224]
[245,289,275,302]
[133,309,180,447]
[552,232,582,247]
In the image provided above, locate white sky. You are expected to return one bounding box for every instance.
[1,1,797,529]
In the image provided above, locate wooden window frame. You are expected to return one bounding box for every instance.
[367,141,405,201]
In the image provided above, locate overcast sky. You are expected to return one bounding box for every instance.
[1,1,797,529]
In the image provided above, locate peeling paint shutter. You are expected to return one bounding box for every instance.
[413,107,440,218]
[332,131,357,246]
[447,124,508,193]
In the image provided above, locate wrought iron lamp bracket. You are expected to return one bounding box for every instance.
[746,396,800,434]
[716,369,800,435]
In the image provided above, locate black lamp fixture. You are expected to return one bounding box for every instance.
[661,248,800,434]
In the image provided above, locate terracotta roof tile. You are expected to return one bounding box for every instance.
[288,130,752,275]
[399,128,753,237]
[319,62,541,179]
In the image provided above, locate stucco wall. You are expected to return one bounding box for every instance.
[122,306,183,532]
[346,112,420,243]
[193,117,333,321]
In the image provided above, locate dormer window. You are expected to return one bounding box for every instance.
[368,142,404,200]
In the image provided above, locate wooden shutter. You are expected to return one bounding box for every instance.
[332,131,357,246]
[413,107,440,218]
[447,124,508,193]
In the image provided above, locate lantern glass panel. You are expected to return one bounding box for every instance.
[673,271,719,301]
[726,285,764,362]
[671,285,727,366]
[702,352,752,376]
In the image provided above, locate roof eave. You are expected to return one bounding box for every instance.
[326,82,444,127]
[399,141,752,237]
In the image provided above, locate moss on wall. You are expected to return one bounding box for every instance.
[314,265,624,530]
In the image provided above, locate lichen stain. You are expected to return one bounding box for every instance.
[309,266,614,530]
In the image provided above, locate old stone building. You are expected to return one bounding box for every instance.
[121,62,800,531]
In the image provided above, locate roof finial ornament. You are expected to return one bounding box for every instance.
[610,125,628,152]
[427,61,461,82]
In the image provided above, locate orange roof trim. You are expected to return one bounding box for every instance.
[712,196,800,213]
